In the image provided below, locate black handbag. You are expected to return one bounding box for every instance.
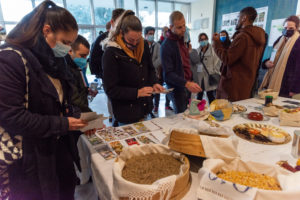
[200,53,220,86]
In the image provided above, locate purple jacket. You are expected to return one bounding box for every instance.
[0,43,79,200]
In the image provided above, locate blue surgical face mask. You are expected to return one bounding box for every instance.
[147,35,154,42]
[73,57,87,70]
[52,42,71,57]
[200,40,208,47]
[184,29,190,43]
[220,36,227,42]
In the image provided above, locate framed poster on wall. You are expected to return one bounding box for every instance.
[220,6,268,37]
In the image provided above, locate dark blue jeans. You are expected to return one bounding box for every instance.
[166,87,189,114]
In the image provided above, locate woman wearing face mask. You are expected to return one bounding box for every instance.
[219,30,231,49]
[102,10,164,126]
[0,1,87,200]
[260,15,300,98]
[190,33,221,103]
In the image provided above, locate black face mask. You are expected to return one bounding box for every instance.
[122,37,138,50]
[282,29,295,38]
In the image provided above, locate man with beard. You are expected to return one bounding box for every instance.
[212,7,266,101]
[260,16,300,98]
[161,11,201,113]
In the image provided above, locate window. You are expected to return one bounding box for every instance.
[66,0,92,24]
[157,1,172,27]
[96,28,106,36]
[175,3,190,23]
[0,0,32,22]
[94,0,114,26]
[139,0,155,27]
[117,0,136,13]
[78,28,93,44]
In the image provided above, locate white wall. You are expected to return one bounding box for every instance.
[190,0,216,49]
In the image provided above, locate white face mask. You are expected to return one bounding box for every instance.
[52,41,71,57]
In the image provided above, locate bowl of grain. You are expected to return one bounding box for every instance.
[113,144,191,200]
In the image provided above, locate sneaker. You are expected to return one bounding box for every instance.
[165,106,174,111]
[153,107,158,114]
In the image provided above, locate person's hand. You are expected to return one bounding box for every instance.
[68,117,88,131]
[137,87,153,97]
[265,60,274,68]
[289,92,296,97]
[212,33,220,41]
[153,84,164,93]
[185,81,202,93]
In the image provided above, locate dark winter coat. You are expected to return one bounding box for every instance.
[213,25,266,101]
[102,41,156,123]
[0,40,80,200]
[160,31,192,91]
[89,31,108,78]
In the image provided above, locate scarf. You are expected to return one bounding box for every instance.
[115,33,144,63]
[30,34,71,80]
[260,31,300,91]
[166,30,192,81]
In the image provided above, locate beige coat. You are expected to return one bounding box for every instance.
[190,44,221,91]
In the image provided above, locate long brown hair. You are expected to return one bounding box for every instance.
[109,10,142,41]
[6,0,78,48]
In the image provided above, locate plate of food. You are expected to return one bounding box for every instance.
[241,112,270,121]
[233,123,291,145]
[232,104,247,113]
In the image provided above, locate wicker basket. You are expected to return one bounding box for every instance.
[114,144,191,200]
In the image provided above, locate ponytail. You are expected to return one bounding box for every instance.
[6,0,78,48]
[109,10,142,41]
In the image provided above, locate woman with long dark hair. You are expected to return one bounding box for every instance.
[102,10,164,126]
[219,30,231,49]
[0,1,87,199]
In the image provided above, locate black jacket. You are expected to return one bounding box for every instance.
[65,54,92,112]
[89,31,108,78]
[102,42,157,123]
[0,40,81,200]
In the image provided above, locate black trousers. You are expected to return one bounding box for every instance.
[197,78,216,104]
[197,90,216,104]
[8,139,77,200]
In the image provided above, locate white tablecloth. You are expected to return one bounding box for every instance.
[77,97,300,200]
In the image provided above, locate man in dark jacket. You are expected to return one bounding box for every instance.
[212,7,266,102]
[89,8,124,79]
[161,11,202,114]
[66,35,93,112]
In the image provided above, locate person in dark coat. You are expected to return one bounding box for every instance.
[89,8,125,79]
[0,1,87,200]
[102,10,164,125]
[66,35,93,112]
[212,7,266,102]
[161,11,202,114]
[260,15,300,98]
[90,8,124,125]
